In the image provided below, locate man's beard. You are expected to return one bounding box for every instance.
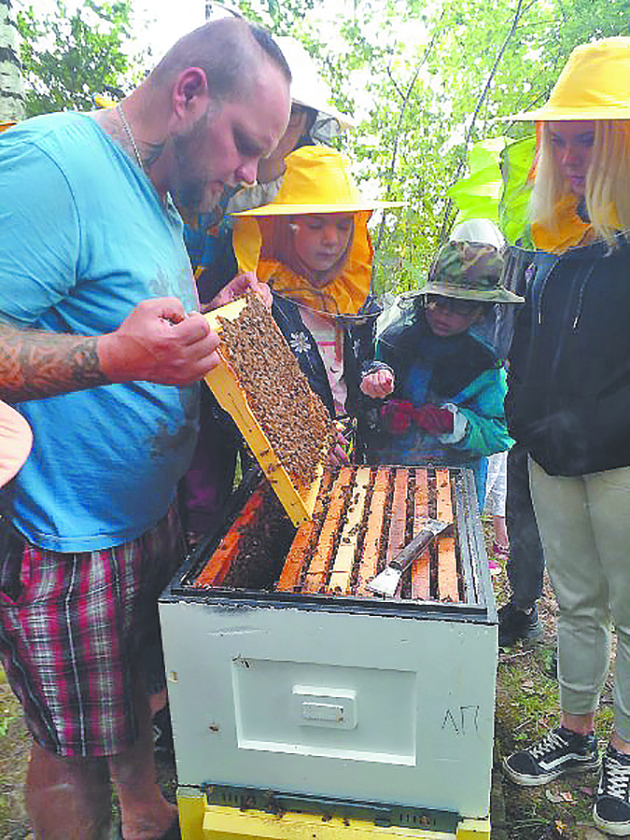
[172,110,219,214]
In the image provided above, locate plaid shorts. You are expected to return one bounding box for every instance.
[0,506,186,758]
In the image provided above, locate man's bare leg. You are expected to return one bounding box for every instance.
[109,687,177,840]
[25,741,112,840]
[149,687,168,716]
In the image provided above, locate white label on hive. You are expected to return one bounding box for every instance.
[292,686,357,729]
[303,702,344,722]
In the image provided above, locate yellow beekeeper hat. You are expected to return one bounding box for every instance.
[507,37,630,121]
[233,146,401,217]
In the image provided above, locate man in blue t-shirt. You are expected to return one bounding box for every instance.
[0,17,290,840]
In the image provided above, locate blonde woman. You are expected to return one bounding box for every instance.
[501,37,630,835]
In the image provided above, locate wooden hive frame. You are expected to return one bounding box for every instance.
[193,484,267,588]
[189,465,486,609]
[277,466,464,602]
[203,297,327,527]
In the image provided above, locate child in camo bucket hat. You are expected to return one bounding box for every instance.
[360,237,523,508]
[422,240,523,304]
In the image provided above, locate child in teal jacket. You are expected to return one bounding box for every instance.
[361,240,523,507]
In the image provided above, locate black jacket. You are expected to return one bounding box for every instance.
[507,237,630,476]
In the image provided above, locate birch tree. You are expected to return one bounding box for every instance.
[0,0,23,123]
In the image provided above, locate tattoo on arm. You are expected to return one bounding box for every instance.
[0,326,109,402]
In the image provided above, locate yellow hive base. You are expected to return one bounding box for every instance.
[177,791,490,840]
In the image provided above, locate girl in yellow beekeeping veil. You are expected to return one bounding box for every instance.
[233,145,399,426]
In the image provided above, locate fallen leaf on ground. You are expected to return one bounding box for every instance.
[538,819,570,839]
[545,789,575,804]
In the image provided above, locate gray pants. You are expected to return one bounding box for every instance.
[530,459,630,741]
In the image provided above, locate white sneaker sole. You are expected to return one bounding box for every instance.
[593,808,630,836]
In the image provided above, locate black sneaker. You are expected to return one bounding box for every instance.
[503,725,600,786]
[593,744,630,835]
[498,601,542,647]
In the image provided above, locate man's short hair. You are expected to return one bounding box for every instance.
[151,18,291,103]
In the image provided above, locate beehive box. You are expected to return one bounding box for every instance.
[159,465,498,825]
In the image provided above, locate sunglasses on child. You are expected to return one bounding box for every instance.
[424,295,483,317]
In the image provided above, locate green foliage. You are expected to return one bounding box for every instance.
[0,710,14,738]
[228,0,317,35]
[16,0,139,117]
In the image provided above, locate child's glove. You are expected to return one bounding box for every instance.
[380,400,416,434]
[413,404,454,435]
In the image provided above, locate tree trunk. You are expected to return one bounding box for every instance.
[0,0,23,123]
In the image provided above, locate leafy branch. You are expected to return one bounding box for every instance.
[437,0,530,242]
[374,9,446,257]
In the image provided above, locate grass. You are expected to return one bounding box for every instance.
[0,523,617,840]
[0,667,30,839]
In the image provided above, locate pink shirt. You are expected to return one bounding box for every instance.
[301,310,347,416]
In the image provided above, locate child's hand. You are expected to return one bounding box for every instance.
[380,401,454,435]
[361,369,395,398]
[205,272,272,311]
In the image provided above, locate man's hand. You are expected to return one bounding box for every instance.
[98,298,221,386]
[361,369,395,399]
[206,272,272,310]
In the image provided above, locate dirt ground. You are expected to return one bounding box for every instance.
[0,526,618,840]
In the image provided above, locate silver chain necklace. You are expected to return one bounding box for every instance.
[116,104,144,172]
